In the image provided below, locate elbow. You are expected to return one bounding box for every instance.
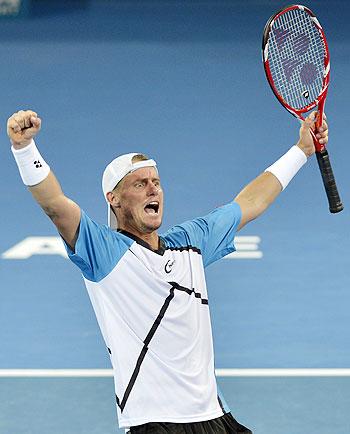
[235,197,271,229]
[39,194,67,222]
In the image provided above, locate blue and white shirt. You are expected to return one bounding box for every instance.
[65,202,242,429]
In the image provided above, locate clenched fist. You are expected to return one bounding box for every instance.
[7,110,41,149]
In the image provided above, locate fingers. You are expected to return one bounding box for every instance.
[8,110,38,132]
[7,110,40,133]
[303,111,317,127]
[30,116,41,128]
[7,116,19,133]
[302,111,327,126]
[315,113,328,145]
[301,111,328,145]
[7,110,41,147]
[316,124,328,144]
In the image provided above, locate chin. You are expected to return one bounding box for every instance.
[148,221,162,232]
[143,218,162,232]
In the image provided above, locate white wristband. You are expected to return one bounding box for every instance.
[11,139,50,186]
[264,145,307,190]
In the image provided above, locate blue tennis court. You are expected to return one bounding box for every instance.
[0,1,349,433]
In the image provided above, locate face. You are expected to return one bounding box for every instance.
[111,167,164,235]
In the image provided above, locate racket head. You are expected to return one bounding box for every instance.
[262,4,330,120]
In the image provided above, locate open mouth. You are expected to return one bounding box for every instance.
[144,201,159,214]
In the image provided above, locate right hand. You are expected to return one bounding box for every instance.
[296,111,328,157]
[7,110,41,149]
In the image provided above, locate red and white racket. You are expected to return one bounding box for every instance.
[262,4,343,213]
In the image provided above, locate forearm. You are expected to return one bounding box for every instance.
[234,172,281,224]
[235,145,308,230]
[29,172,81,248]
[29,170,69,219]
[12,139,69,219]
[15,149,81,247]
[24,167,81,250]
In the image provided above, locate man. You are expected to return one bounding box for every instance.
[7,109,327,433]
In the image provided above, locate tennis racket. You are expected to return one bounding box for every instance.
[262,4,343,213]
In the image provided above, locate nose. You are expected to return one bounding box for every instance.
[147,182,159,196]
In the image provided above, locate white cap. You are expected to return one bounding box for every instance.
[102,152,157,229]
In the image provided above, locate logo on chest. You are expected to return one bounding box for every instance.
[164,259,175,274]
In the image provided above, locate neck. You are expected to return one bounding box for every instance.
[118,227,159,250]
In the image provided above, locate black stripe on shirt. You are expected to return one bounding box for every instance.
[117,281,208,412]
[118,286,175,412]
[169,281,208,305]
[166,245,201,255]
[119,346,149,412]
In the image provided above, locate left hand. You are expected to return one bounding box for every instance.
[296,111,328,157]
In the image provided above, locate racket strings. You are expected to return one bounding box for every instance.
[268,8,326,110]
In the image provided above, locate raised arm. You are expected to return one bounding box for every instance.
[235,112,328,231]
[7,110,81,250]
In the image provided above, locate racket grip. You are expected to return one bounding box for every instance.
[315,149,344,213]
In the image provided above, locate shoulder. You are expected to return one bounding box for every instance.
[161,202,241,248]
[65,210,135,281]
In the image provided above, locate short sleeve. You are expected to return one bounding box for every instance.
[63,210,133,282]
[163,202,242,267]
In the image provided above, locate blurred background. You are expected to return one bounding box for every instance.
[0,1,349,433]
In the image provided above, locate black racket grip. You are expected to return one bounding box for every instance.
[315,149,344,213]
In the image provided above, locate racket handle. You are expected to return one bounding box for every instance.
[315,149,344,213]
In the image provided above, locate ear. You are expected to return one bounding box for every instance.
[106,191,120,207]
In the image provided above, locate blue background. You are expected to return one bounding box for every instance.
[0,1,349,433]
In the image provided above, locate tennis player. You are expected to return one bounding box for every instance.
[7,109,327,434]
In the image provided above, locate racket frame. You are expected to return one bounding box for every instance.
[262,4,330,152]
